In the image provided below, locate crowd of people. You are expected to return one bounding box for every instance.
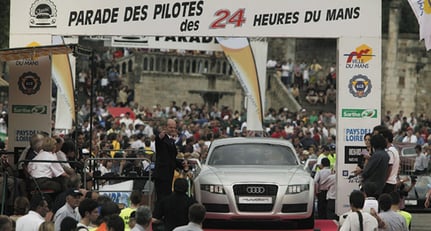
[267,58,337,105]
[313,122,431,230]
[1,47,431,230]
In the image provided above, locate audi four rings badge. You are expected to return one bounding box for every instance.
[246,186,265,194]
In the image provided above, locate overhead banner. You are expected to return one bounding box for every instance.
[10,0,379,38]
[217,37,263,131]
[111,36,222,51]
[8,56,52,150]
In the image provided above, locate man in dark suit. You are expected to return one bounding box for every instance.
[154,118,183,203]
[153,178,197,231]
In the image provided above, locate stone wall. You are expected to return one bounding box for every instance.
[134,72,244,110]
[382,35,430,116]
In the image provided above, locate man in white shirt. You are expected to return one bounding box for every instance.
[28,137,70,193]
[325,171,337,220]
[54,189,83,231]
[120,112,134,128]
[16,194,50,231]
[384,133,400,193]
[402,127,418,143]
[414,144,428,175]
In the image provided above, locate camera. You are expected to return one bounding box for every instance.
[410,175,418,183]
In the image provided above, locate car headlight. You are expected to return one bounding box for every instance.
[286,184,310,194]
[200,184,225,194]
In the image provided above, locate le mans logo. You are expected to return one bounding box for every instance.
[344,44,374,69]
[29,0,57,28]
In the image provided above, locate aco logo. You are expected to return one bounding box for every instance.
[18,72,42,95]
[348,74,372,98]
[344,44,374,69]
[29,0,57,28]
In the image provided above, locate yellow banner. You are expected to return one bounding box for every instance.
[217,37,263,131]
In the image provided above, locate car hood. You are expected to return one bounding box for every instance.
[199,165,309,185]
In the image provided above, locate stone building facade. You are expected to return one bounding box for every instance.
[112,35,431,116]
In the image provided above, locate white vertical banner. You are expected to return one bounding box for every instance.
[408,0,431,50]
[216,37,264,131]
[249,39,268,130]
[336,37,381,215]
[7,56,52,151]
[52,35,77,130]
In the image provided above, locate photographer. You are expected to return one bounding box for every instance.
[398,175,416,210]
[0,148,26,212]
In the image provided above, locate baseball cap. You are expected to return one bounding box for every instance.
[66,189,83,197]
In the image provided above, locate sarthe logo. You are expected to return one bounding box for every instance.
[29,0,57,28]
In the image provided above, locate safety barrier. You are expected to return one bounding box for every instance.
[83,157,154,209]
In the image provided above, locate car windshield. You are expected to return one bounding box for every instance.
[208,143,298,165]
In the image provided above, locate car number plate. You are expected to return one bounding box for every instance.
[404,200,417,206]
[238,197,272,204]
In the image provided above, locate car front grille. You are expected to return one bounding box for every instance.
[233,184,278,212]
[233,184,278,196]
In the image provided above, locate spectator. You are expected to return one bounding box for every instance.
[128,211,136,230]
[153,178,197,231]
[119,190,143,231]
[106,215,125,231]
[0,216,12,231]
[314,158,331,219]
[339,190,378,231]
[362,182,379,214]
[402,127,417,143]
[16,194,50,231]
[173,203,206,231]
[60,217,78,231]
[0,150,26,212]
[53,189,83,231]
[389,191,412,230]
[9,196,30,223]
[397,176,416,210]
[374,193,408,231]
[325,170,337,220]
[95,201,120,231]
[131,206,152,231]
[359,134,389,197]
[28,137,70,194]
[77,198,100,231]
[38,221,54,231]
[414,144,428,175]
